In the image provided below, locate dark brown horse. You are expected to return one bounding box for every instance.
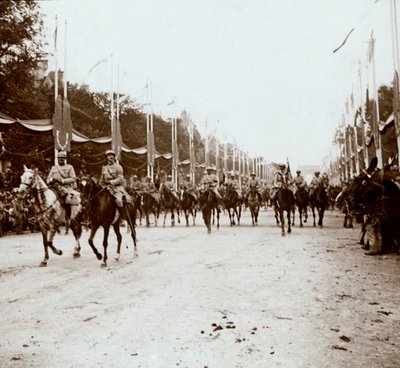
[180,189,197,226]
[276,185,295,236]
[198,188,220,233]
[247,186,261,226]
[141,191,160,227]
[309,182,329,228]
[79,177,137,267]
[160,186,180,227]
[294,186,309,227]
[222,185,242,226]
[343,157,400,254]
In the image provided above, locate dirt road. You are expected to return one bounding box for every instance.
[1,209,399,367]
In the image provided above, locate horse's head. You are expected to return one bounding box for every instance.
[19,166,36,193]
[344,168,383,207]
[79,176,100,205]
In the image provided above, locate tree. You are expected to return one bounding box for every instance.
[0,0,48,119]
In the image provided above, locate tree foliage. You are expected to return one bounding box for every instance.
[0,0,49,118]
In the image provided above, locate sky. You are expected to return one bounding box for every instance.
[38,0,394,170]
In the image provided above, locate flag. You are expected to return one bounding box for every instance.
[54,24,58,50]
[62,96,73,151]
[368,37,375,63]
[53,95,73,151]
[111,113,122,160]
[286,158,292,181]
[333,28,355,54]
[88,58,108,74]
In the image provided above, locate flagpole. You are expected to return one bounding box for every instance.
[54,15,59,164]
[110,53,115,162]
[146,80,151,179]
[358,61,368,169]
[150,82,154,181]
[63,20,67,98]
[189,114,195,183]
[370,32,383,167]
[390,0,400,166]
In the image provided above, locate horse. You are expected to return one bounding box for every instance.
[222,185,242,226]
[247,186,261,226]
[126,187,143,226]
[294,186,309,227]
[343,157,400,254]
[198,187,220,233]
[141,191,160,227]
[79,177,138,267]
[160,186,180,227]
[309,182,329,228]
[18,166,83,267]
[180,189,197,226]
[275,185,295,236]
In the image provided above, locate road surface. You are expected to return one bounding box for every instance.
[1,208,399,367]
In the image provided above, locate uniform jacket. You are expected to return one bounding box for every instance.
[47,164,77,189]
[99,163,126,189]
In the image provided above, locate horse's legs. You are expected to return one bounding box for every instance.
[311,206,316,227]
[171,210,175,227]
[280,210,285,236]
[146,212,150,227]
[47,227,63,256]
[287,209,292,233]
[88,225,102,261]
[299,206,303,228]
[39,229,50,267]
[69,218,82,258]
[216,209,220,229]
[318,208,324,227]
[102,226,110,267]
[163,210,167,227]
[125,205,138,257]
[113,223,122,261]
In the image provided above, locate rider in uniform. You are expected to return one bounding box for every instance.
[47,150,80,207]
[130,174,143,192]
[225,172,242,199]
[309,171,326,196]
[292,170,307,195]
[245,173,262,203]
[143,176,161,203]
[99,150,131,208]
[271,163,287,204]
[162,175,179,200]
[181,173,198,201]
[200,166,224,208]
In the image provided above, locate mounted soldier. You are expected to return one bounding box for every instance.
[200,166,224,209]
[142,175,161,203]
[310,171,327,196]
[225,172,242,199]
[161,175,179,201]
[270,163,289,204]
[99,150,131,208]
[130,174,143,192]
[245,173,262,203]
[292,170,307,195]
[47,150,80,208]
[181,173,198,201]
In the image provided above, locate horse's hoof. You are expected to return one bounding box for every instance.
[39,261,47,267]
[133,251,139,258]
[97,254,102,261]
[114,255,120,262]
[73,253,81,259]
[57,250,63,256]
[101,263,107,268]
[300,223,303,228]
[288,229,292,233]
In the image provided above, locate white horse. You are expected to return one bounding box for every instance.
[19,166,82,267]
